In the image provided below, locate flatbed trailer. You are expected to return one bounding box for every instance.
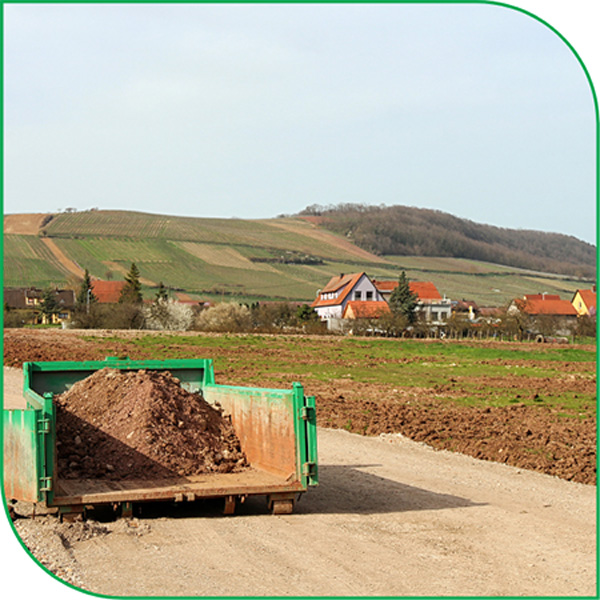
[4,357,318,518]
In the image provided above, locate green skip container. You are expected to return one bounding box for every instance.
[3,357,318,518]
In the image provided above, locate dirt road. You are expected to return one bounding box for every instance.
[3,367,596,597]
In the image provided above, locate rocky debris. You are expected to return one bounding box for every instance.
[55,368,248,480]
[10,507,152,591]
[12,516,87,589]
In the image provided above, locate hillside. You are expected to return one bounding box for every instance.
[3,210,594,306]
[299,204,596,279]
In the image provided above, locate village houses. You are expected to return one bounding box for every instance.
[311,273,386,322]
[311,272,452,329]
[4,287,76,325]
[310,271,596,337]
[373,279,452,323]
[507,293,579,336]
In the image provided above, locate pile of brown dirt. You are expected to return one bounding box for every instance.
[55,368,248,480]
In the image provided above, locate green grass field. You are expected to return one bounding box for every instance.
[86,333,596,419]
[4,211,591,305]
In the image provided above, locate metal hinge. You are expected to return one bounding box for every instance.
[37,418,51,434]
[300,406,315,421]
[39,476,53,492]
[302,462,317,477]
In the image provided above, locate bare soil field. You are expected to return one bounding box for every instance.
[3,328,596,484]
[3,213,49,235]
[2,329,597,596]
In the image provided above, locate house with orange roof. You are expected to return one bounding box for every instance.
[91,280,126,304]
[508,293,578,335]
[311,272,384,325]
[342,300,391,320]
[372,278,452,323]
[571,288,596,317]
[4,287,75,324]
[509,294,578,317]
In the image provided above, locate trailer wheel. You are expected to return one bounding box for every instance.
[271,499,294,515]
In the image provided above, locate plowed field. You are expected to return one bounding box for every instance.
[3,328,596,484]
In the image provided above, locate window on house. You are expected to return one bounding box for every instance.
[366,291,373,301]
[354,291,362,300]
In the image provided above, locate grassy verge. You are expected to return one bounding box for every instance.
[87,333,596,417]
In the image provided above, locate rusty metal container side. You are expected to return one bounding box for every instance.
[6,357,317,510]
[203,384,297,481]
[202,381,318,489]
[3,408,42,502]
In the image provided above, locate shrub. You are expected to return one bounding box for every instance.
[72,304,144,329]
[144,299,193,331]
[193,302,252,333]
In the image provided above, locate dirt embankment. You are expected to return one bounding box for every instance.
[3,328,596,484]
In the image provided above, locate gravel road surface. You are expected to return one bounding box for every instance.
[2,366,596,597]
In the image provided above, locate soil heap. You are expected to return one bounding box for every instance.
[55,368,248,480]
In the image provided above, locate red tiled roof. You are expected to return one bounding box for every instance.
[514,297,578,316]
[312,272,365,308]
[524,294,561,301]
[372,280,397,292]
[410,282,442,301]
[576,289,596,309]
[373,279,442,301]
[343,301,391,319]
[478,307,503,317]
[91,280,126,304]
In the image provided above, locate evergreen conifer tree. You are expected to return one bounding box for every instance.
[388,271,419,323]
[76,269,97,311]
[40,288,60,321]
[119,263,143,304]
[155,282,169,302]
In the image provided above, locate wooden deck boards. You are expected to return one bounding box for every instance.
[53,468,300,505]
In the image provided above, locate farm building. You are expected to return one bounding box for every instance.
[453,300,480,321]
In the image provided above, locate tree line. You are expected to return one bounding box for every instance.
[299,204,596,279]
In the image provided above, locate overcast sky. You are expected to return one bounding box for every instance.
[3,2,597,244]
